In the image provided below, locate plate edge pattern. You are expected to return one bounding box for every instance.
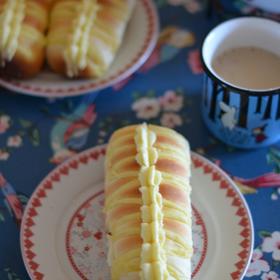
[20,146,106,280]
[191,205,208,278]
[192,153,253,280]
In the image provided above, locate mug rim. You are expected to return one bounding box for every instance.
[200,16,280,97]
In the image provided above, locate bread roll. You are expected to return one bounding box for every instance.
[47,0,136,79]
[0,0,52,78]
[105,124,193,280]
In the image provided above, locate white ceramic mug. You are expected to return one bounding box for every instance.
[201,17,280,148]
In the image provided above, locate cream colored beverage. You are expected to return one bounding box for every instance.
[212,47,280,90]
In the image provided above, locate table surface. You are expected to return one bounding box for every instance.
[0,1,280,280]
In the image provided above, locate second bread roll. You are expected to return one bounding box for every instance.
[47,0,136,79]
[105,124,193,280]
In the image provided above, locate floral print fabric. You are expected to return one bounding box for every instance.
[0,1,279,279]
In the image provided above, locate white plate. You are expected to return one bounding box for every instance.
[0,0,158,98]
[20,145,254,280]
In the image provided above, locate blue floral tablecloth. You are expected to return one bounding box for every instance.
[0,1,280,279]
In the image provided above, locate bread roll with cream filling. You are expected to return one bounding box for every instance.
[47,0,135,78]
[105,124,193,280]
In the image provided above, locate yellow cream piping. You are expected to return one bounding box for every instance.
[0,0,25,65]
[135,124,169,280]
[63,0,99,77]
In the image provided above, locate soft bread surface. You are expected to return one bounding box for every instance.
[47,0,136,78]
[105,124,193,280]
[0,0,53,78]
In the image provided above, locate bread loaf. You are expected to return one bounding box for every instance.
[105,124,193,280]
[47,0,136,78]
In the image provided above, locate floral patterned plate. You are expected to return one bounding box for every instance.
[0,0,158,98]
[20,145,254,280]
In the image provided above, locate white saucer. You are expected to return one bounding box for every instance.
[20,145,254,279]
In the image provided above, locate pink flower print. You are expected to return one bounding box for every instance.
[7,135,22,148]
[262,231,280,260]
[252,248,263,261]
[82,230,91,239]
[0,150,9,160]
[132,98,160,119]
[188,50,203,74]
[261,271,280,280]
[160,90,183,112]
[0,115,10,134]
[160,113,183,128]
[245,258,270,277]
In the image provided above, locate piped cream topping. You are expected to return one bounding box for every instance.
[135,124,169,280]
[0,0,25,65]
[63,0,99,77]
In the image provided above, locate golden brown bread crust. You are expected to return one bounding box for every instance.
[45,48,66,77]
[0,48,45,79]
[105,124,193,280]
[0,0,134,79]
[46,1,99,78]
[46,49,95,79]
[0,0,53,78]
[47,0,136,79]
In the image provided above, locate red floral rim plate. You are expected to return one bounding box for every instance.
[20,145,254,280]
[0,0,158,98]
